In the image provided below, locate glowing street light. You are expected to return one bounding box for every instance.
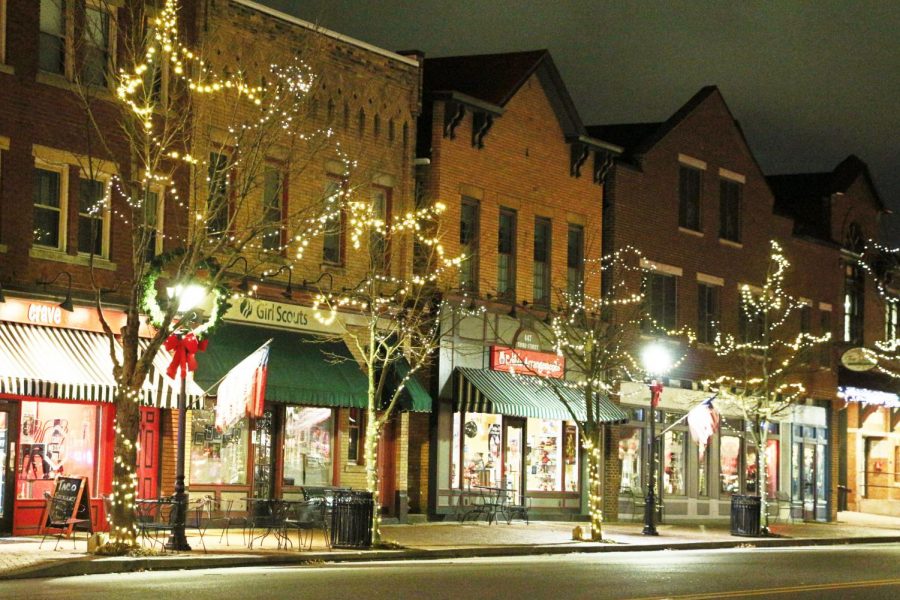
[641,341,672,536]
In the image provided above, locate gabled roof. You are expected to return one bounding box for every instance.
[767,155,887,242]
[587,86,720,160]
[423,50,551,108]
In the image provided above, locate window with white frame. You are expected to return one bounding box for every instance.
[77,176,109,256]
[38,0,67,75]
[33,164,67,250]
[81,3,112,86]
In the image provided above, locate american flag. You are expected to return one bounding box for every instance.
[687,395,720,460]
[215,340,271,431]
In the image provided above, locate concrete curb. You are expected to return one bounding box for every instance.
[3,535,899,581]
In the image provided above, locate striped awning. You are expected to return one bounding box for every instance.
[454,367,628,423]
[0,321,203,408]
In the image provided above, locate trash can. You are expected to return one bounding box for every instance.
[330,490,374,548]
[730,494,761,536]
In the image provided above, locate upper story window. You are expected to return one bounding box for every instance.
[1,0,9,65]
[566,224,584,300]
[886,300,900,342]
[207,152,230,237]
[533,217,551,306]
[799,302,812,335]
[33,165,66,250]
[697,282,720,344]
[81,4,111,86]
[843,262,864,345]
[322,177,344,265]
[261,167,285,252]
[77,176,109,257]
[370,186,391,272]
[819,307,832,366]
[497,208,516,300]
[739,297,765,343]
[39,0,66,75]
[645,271,677,332]
[459,196,480,292]
[719,179,742,243]
[143,186,163,261]
[678,165,702,232]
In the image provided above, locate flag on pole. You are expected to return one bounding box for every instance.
[215,340,271,431]
[687,395,720,460]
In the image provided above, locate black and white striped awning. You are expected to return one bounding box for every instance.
[0,321,203,408]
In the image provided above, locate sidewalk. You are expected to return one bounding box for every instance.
[1,511,898,581]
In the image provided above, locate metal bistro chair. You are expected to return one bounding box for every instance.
[499,489,530,525]
[183,496,213,553]
[282,499,330,551]
[135,498,177,553]
[247,499,290,549]
[204,497,249,547]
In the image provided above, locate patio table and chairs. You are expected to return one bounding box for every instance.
[456,485,530,525]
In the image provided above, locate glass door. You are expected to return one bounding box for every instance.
[0,404,18,533]
[503,420,524,500]
[802,443,817,521]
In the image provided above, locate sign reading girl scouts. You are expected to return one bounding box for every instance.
[223,297,339,334]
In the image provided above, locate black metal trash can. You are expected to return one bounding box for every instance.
[330,490,374,548]
[730,494,762,536]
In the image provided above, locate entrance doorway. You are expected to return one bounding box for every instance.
[0,402,18,534]
[503,419,524,500]
[802,443,817,521]
[863,437,889,500]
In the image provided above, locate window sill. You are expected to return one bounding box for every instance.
[29,247,117,271]
[719,238,743,249]
[678,227,704,237]
[0,64,14,76]
[321,262,345,273]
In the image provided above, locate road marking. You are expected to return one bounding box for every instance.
[632,578,900,599]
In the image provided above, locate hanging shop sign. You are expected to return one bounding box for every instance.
[838,386,900,408]
[223,296,341,334]
[490,346,565,379]
[840,347,878,372]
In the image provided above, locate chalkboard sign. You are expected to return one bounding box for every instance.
[40,476,93,536]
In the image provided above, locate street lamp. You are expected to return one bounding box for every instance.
[165,282,208,552]
[641,342,672,536]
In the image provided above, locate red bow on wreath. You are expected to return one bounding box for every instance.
[165,332,208,379]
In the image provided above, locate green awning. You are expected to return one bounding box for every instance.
[194,323,367,408]
[454,367,628,423]
[391,359,432,412]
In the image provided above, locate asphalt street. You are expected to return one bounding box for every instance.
[2,543,899,600]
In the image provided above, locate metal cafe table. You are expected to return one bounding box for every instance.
[457,485,507,525]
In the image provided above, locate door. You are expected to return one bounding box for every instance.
[802,443,817,521]
[503,419,524,500]
[136,407,160,499]
[0,403,18,534]
[377,416,398,516]
[864,437,889,500]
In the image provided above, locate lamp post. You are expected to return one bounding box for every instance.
[165,283,208,552]
[641,342,672,536]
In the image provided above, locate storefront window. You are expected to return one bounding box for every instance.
[462,413,502,488]
[190,411,249,485]
[563,424,579,492]
[618,427,642,491]
[662,430,686,496]
[745,444,759,494]
[283,407,333,487]
[698,445,709,496]
[526,418,563,491]
[791,443,801,502]
[765,439,779,497]
[451,415,461,489]
[17,401,100,499]
[720,434,741,495]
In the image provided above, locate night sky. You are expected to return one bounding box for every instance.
[259,0,899,242]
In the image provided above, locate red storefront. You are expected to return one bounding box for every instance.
[0,297,195,535]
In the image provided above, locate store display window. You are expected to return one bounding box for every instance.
[526,418,563,492]
[461,413,502,488]
[17,401,100,499]
[451,415,461,489]
[745,444,759,494]
[720,434,741,495]
[618,427,642,491]
[662,430,686,495]
[563,424,579,492]
[190,410,249,485]
[698,444,709,496]
[282,407,333,487]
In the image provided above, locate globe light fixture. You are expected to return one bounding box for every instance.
[641,341,672,536]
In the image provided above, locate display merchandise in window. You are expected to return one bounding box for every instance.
[563,424,579,492]
[17,401,99,499]
[698,444,709,496]
[451,415,461,488]
[461,413,501,488]
[720,434,741,495]
[662,430,686,495]
[190,410,249,485]
[283,407,333,487]
[526,418,563,492]
[618,427,642,491]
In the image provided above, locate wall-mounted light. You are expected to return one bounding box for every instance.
[38,271,74,312]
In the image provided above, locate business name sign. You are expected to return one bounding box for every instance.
[0,296,153,336]
[838,386,900,408]
[223,297,340,334]
[490,346,564,379]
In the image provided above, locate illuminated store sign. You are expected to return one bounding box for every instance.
[490,346,564,379]
[838,386,900,408]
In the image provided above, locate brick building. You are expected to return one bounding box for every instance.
[415,50,625,520]
[590,86,853,523]
[0,0,424,535]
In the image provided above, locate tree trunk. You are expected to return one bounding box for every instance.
[109,387,142,546]
[583,427,604,541]
[364,408,381,545]
[758,425,770,534]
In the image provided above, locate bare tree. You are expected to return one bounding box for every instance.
[709,240,829,533]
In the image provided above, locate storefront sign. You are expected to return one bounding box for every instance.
[0,296,151,336]
[223,297,340,334]
[838,386,900,408]
[840,347,878,372]
[490,346,564,378]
